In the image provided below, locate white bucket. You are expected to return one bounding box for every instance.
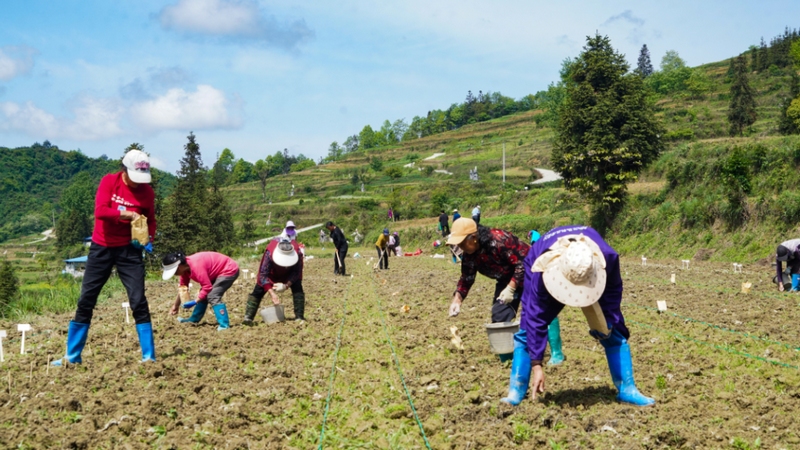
[484,321,519,354]
[260,305,285,324]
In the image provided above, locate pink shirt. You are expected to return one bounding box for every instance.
[179,252,239,301]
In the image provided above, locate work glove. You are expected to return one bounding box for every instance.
[144,242,153,253]
[496,284,516,304]
[449,302,461,317]
[273,283,287,293]
[131,239,144,249]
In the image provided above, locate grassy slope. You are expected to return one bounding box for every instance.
[221,59,798,263]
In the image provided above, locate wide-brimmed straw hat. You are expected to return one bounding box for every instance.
[272,238,298,267]
[531,234,606,307]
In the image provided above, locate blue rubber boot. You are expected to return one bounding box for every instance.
[791,274,800,292]
[212,304,230,331]
[178,301,208,323]
[599,328,655,406]
[135,322,156,363]
[547,317,565,366]
[501,329,531,406]
[498,353,513,362]
[51,321,90,366]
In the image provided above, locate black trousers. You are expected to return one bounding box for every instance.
[376,246,388,269]
[251,280,304,299]
[74,242,151,325]
[441,223,450,237]
[334,246,348,275]
[491,278,521,323]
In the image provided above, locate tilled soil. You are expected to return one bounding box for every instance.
[1,255,799,448]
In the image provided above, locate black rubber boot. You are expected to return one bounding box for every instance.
[292,291,306,321]
[243,294,261,326]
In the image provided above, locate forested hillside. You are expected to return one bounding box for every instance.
[0,142,175,242]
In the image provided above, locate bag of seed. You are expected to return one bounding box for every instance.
[131,215,149,245]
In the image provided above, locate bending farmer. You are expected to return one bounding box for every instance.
[244,238,306,324]
[502,225,654,407]
[326,221,348,275]
[54,149,157,366]
[376,228,390,270]
[775,239,800,292]
[163,251,240,330]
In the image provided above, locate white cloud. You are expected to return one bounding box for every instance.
[129,84,242,131]
[0,46,37,81]
[0,96,123,140]
[603,10,645,27]
[158,0,314,49]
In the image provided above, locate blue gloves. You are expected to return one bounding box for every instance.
[183,300,197,309]
[131,238,154,253]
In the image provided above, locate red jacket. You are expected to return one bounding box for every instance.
[257,239,303,290]
[91,172,156,247]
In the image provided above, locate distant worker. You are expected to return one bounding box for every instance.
[472,205,481,224]
[53,149,157,366]
[387,232,397,256]
[392,231,401,256]
[163,251,239,330]
[280,220,297,241]
[326,221,348,275]
[776,239,800,291]
[243,238,306,324]
[388,207,394,222]
[453,209,461,222]
[439,210,450,237]
[376,228,390,270]
[446,218,527,361]
[502,225,654,407]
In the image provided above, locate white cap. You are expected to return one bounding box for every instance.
[122,150,152,184]
[285,220,296,228]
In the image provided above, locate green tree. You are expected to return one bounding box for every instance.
[552,34,664,235]
[158,132,209,254]
[686,70,711,99]
[359,125,378,150]
[240,205,257,245]
[636,44,653,77]
[254,159,270,201]
[205,177,235,252]
[0,259,20,313]
[728,54,757,136]
[369,157,384,172]
[56,172,95,248]
[212,148,235,186]
[56,209,91,248]
[779,73,800,135]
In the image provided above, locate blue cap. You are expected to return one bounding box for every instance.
[383,228,389,235]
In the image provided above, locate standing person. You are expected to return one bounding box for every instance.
[502,225,654,406]
[776,239,800,291]
[472,205,481,224]
[326,221,348,275]
[387,232,397,257]
[163,251,239,330]
[439,210,450,237]
[53,150,156,366]
[376,228,390,270]
[388,207,394,222]
[392,231,401,256]
[453,209,461,222]
[280,220,297,241]
[243,238,306,324]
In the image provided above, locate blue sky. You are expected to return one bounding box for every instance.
[0,0,797,172]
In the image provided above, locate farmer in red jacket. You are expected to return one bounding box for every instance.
[53,149,157,366]
[243,238,306,324]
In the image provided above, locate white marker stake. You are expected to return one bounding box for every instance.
[670,273,676,284]
[17,324,31,355]
[122,302,130,324]
[681,259,690,270]
[657,301,667,312]
[641,256,647,266]
[0,330,6,362]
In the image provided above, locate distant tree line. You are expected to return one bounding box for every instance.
[323,90,542,162]
[749,27,800,73]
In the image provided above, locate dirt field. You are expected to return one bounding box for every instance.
[1,254,799,448]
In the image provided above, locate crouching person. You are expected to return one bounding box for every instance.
[243,238,306,324]
[502,225,654,407]
[163,251,239,330]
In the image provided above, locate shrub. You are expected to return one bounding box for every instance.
[384,167,403,179]
[663,129,694,141]
[356,198,379,210]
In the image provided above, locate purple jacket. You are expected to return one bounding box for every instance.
[520,225,629,365]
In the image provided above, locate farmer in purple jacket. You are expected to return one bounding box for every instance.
[501,225,654,407]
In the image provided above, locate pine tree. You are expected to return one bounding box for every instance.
[158,132,209,254]
[204,175,235,252]
[728,54,757,136]
[0,259,20,313]
[56,209,91,248]
[779,72,800,135]
[240,204,257,245]
[636,44,654,77]
[553,34,663,235]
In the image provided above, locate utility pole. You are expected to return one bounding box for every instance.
[502,143,506,184]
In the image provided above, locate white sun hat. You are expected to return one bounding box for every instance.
[285,220,296,228]
[272,238,299,267]
[122,150,152,184]
[531,234,607,307]
[162,261,180,281]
